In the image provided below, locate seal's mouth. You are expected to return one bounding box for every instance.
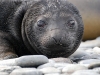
[39,35,69,50]
[45,42,68,48]
[44,46,68,52]
[35,45,71,58]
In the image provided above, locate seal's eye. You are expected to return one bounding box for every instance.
[67,20,75,28]
[37,20,46,27]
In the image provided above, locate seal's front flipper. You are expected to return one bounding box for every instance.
[0,32,18,60]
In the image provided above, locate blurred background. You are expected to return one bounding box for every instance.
[68,0,100,41]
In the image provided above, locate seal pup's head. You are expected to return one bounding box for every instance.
[22,0,84,58]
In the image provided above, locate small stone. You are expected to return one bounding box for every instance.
[62,64,87,74]
[0,72,9,75]
[45,73,61,75]
[85,48,94,54]
[16,55,48,67]
[0,58,16,66]
[60,73,70,75]
[93,67,100,74]
[71,70,100,75]
[0,55,48,67]
[49,59,55,63]
[45,73,70,75]
[93,47,100,54]
[96,37,100,40]
[69,48,88,58]
[10,68,42,75]
[54,63,69,68]
[79,59,100,69]
[81,53,100,59]
[79,41,94,48]
[37,63,54,69]
[39,67,61,74]
[79,59,100,64]
[57,67,64,71]
[0,65,21,73]
[79,39,100,48]
[88,63,100,69]
[50,58,73,63]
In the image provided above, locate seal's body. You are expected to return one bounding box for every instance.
[0,0,84,59]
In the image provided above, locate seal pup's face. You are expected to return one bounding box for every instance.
[22,0,84,58]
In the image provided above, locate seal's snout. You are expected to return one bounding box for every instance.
[52,37,67,47]
[44,30,68,49]
[45,37,67,48]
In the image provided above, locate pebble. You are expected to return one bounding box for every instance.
[78,59,100,68]
[37,63,54,69]
[61,73,70,75]
[71,70,100,75]
[96,37,100,40]
[0,59,16,66]
[49,59,55,63]
[69,48,88,58]
[79,38,100,48]
[39,67,61,74]
[45,73,61,75]
[10,68,43,75]
[0,66,21,74]
[88,63,100,69]
[50,58,73,63]
[62,64,87,74]
[79,59,100,64]
[54,63,69,68]
[93,47,100,54]
[0,72,9,75]
[81,53,100,59]
[57,67,64,71]
[16,55,48,67]
[45,73,70,75]
[0,55,48,67]
[93,67,100,74]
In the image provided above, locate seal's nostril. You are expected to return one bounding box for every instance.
[52,37,59,44]
[52,37,67,47]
